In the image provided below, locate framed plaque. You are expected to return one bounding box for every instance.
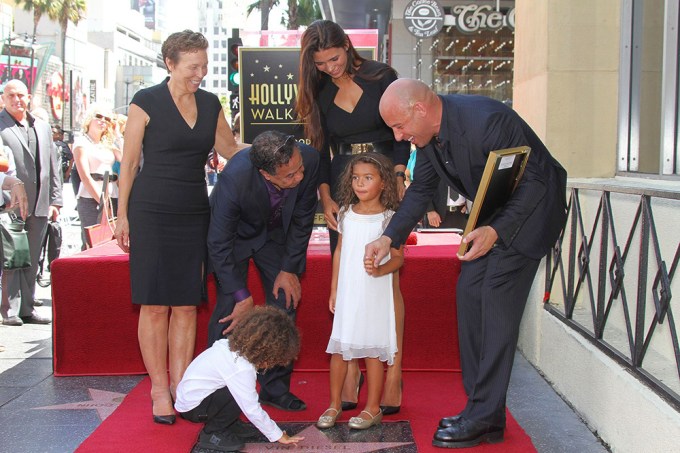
[457,146,531,257]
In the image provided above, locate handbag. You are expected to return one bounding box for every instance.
[0,211,31,270]
[84,172,117,248]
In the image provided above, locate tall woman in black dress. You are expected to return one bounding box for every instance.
[114,30,241,425]
[296,20,410,418]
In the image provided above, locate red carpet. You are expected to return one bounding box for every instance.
[59,233,534,451]
[51,235,461,375]
[76,372,535,453]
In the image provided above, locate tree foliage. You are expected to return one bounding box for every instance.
[47,0,87,126]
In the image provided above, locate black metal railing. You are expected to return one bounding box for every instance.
[545,181,680,410]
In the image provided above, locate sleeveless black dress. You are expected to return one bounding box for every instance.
[128,78,221,306]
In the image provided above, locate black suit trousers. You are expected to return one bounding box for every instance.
[179,386,240,434]
[455,246,540,426]
[208,236,297,400]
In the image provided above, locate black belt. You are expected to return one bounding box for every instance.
[336,140,392,156]
[91,173,118,182]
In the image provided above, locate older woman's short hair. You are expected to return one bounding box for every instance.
[161,30,209,70]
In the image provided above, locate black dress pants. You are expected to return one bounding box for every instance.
[180,386,240,434]
[455,246,540,427]
[208,237,297,400]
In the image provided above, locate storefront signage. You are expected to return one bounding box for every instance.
[404,0,445,38]
[450,4,515,33]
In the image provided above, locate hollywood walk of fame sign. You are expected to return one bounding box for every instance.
[238,47,375,144]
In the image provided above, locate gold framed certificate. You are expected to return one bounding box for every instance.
[457,146,531,257]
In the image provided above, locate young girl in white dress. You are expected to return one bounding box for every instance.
[317,152,404,430]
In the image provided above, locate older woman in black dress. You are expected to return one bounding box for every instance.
[114,30,241,425]
[296,20,410,419]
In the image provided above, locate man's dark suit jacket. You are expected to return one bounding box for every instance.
[207,143,320,294]
[385,94,567,259]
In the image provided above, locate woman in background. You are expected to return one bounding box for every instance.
[72,107,121,249]
[114,30,241,425]
[296,19,409,415]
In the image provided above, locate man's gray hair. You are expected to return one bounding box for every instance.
[250,131,297,175]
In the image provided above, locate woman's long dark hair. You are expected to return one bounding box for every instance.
[297,20,372,150]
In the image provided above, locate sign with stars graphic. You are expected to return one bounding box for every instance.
[239,47,375,144]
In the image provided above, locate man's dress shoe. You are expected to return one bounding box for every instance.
[2,316,23,326]
[21,314,51,324]
[439,414,461,428]
[432,416,504,448]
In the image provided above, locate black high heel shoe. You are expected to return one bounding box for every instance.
[380,380,403,415]
[152,401,176,425]
[341,372,364,411]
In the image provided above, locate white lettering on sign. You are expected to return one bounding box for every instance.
[451,4,515,33]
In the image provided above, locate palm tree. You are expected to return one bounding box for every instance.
[282,0,321,29]
[285,0,297,30]
[48,0,87,128]
[247,0,277,31]
[13,0,56,92]
[248,0,321,32]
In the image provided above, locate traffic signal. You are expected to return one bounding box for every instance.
[227,37,242,93]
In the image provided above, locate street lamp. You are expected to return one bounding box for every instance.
[124,80,133,114]
[5,34,13,78]
[21,33,36,94]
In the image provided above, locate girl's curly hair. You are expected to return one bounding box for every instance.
[228,306,300,370]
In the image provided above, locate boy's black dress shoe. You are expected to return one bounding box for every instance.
[432,417,504,448]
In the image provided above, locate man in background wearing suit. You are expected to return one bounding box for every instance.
[424,179,468,230]
[207,130,319,412]
[0,80,62,326]
[366,78,568,448]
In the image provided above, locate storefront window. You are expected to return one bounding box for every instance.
[619,0,679,175]
[431,2,514,104]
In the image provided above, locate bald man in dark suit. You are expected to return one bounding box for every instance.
[0,80,62,326]
[367,78,567,448]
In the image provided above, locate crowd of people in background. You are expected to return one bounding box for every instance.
[0,19,568,452]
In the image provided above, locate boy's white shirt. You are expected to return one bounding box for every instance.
[174,338,283,442]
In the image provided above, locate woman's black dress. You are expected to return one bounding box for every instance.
[317,60,411,251]
[128,78,221,306]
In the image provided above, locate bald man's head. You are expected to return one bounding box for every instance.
[2,79,30,122]
[379,78,440,148]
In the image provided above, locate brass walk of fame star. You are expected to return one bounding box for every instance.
[34,388,126,421]
[240,424,414,452]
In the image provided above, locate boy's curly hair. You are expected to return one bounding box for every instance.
[228,306,300,370]
[335,153,400,224]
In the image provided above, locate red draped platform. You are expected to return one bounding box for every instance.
[51,233,461,376]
